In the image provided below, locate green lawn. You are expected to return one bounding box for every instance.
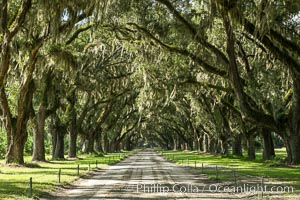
[160,148,300,192]
[0,151,134,199]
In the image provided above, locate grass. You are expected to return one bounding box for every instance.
[0,151,136,199]
[160,148,300,193]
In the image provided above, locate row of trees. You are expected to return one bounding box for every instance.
[0,0,143,164]
[116,0,300,163]
[0,0,299,164]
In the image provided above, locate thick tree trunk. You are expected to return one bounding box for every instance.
[104,132,109,153]
[87,137,95,153]
[196,138,201,153]
[261,129,275,160]
[82,136,95,154]
[32,71,53,162]
[203,134,209,152]
[216,140,222,154]
[3,80,35,164]
[247,134,256,159]
[114,140,121,152]
[51,130,57,159]
[50,115,65,160]
[232,134,243,156]
[287,79,300,164]
[287,135,300,164]
[124,136,133,151]
[177,136,180,150]
[5,129,27,164]
[53,132,65,160]
[68,113,77,158]
[32,105,46,161]
[95,131,103,153]
[209,137,216,153]
[67,89,77,158]
[173,137,177,150]
[220,140,229,156]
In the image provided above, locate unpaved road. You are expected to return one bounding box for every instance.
[42,150,297,200]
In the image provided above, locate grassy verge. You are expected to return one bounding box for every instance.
[159,149,300,192]
[0,151,135,199]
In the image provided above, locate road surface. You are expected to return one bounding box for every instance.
[42,150,294,199]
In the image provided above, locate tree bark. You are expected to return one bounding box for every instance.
[82,136,95,154]
[95,131,103,153]
[287,79,300,164]
[53,131,65,160]
[66,89,77,158]
[247,134,256,160]
[32,105,46,161]
[173,137,177,150]
[203,134,209,152]
[68,110,77,158]
[220,139,229,156]
[209,137,216,153]
[232,134,243,156]
[51,129,57,159]
[5,129,28,164]
[261,129,275,160]
[3,79,35,164]
[287,134,300,164]
[104,132,109,153]
[50,115,65,160]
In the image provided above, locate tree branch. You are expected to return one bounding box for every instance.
[65,24,93,45]
[155,0,229,66]
[9,0,32,39]
[128,23,227,77]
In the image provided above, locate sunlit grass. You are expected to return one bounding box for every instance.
[160,148,300,192]
[0,151,134,199]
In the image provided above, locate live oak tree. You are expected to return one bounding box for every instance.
[0,0,299,165]
[118,0,299,164]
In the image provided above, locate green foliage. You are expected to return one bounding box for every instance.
[0,131,6,159]
[1,0,300,165]
[24,134,33,156]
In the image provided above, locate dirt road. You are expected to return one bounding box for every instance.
[42,150,295,199]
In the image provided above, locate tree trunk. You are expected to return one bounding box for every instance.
[203,134,209,152]
[3,80,35,164]
[68,112,77,158]
[247,134,256,159]
[287,78,300,164]
[95,131,103,153]
[124,136,133,151]
[261,129,275,160]
[51,129,57,159]
[114,140,121,152]
[199,135,204,152]
[53,131,65,160]
[32,105,46,161]
[220,140,229,156]
[209,137,216,153]
[216,140,222,154]
[50,115,65,160]
[87,137,95,153]
[287,135,300,164]
[82,135,95,154]
[195,138,201,153]
[232,134,243,156]
[104,132,109,153]
[173,137,177,150]
[5,129,27,164]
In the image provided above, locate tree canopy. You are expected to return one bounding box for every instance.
[0,0,300,164]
